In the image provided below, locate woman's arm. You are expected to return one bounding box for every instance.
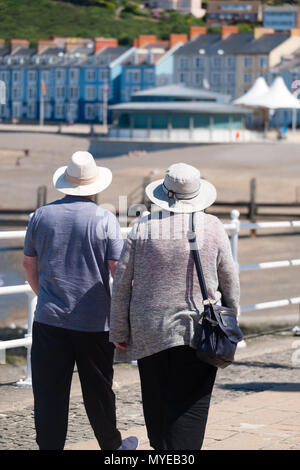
[216,223,240,313]
[109,235,136,348]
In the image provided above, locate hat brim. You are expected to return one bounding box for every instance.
[145,178,217,213]
[53,166,112,196]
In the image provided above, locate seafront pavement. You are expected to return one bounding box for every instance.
[1,334,300,451]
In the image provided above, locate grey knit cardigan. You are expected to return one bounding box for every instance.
[109,210,240,361]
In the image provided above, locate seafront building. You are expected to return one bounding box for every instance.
[173,26,300,99]
[108,83,251,142]
[120,35,185,102]
[1,28,300,125]
[0,38,134,123]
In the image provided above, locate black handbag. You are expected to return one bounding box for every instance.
[188,213,243,369]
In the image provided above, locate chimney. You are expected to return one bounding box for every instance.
[65,37,90,52]
[169,33,188,48]
[190,26,207,40]
[11,38,30,52]
[221,25,239,39]
[135,35,157,48]
[253,27,274,39]
[290,28,300,36]
[94,37,118,53]
[37,39,56,54]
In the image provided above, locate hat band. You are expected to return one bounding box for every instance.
[64,170,99,186]
[162,182,201,200]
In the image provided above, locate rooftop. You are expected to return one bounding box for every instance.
[264,5,300,13]
[175,32,291,56]
[109,101,251,114]
[131,84,231,102]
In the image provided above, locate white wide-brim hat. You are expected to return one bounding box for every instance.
[53,151,112,196]
[145,163,216,213]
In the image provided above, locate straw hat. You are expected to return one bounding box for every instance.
[145,163,216,213]
[53,151,112,196]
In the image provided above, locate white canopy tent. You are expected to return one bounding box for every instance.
[234,77,270,107]
[234,76,300,134]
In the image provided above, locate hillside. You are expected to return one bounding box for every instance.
[0,0,207,46]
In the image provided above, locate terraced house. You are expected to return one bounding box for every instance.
[173,26,300,99]
[120,34,187,102]
[0,37,133,123]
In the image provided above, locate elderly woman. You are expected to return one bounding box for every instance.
[109,163,240,450]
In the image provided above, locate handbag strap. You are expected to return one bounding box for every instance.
[188,212,210,303]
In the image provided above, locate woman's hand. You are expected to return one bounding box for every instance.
[113,341,128,351]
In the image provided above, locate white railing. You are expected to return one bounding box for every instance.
[1,209,300,386]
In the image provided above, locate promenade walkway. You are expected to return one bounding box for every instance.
[1,334,300,451]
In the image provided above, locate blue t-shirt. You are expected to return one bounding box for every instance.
[24,195,124,332]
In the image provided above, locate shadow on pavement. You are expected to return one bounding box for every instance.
[217,382,300,393]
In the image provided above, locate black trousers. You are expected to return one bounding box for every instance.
[137,345,217,450]
[31,321,122,450]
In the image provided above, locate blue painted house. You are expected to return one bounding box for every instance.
[120,41,182,102]
[0,42,134,123]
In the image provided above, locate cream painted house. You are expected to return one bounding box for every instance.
[236,27,300,98]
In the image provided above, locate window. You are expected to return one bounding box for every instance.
[131,70,141,83]
[259,56,268,68]
[194,57,204,69]
[226,56,235,68]
[12,86,21,99]
[28,70,36,82]
[226,73,235,85]
[55,103,65,119]
[41,70,50,82]
[27,103,36,118]
[194,73,203,86]
[0,71,9,83]
[243,73,253,84]
[85,104,95,120]
[85,85,96,100]
[56,69,65,81]
[179,72,187,83]
[179,57,188,70]
[12,71,21,83]
[100,69,109,81]
[69,87,79,100]
[145,69,154,82]
[27,86,36,99]
[55,86,65,99]
[212,73,221,86]
[86,69,96,81]
[244,56,253,68]
[69,68,79,83]
[212,56,221,69]
[98,85,109,101]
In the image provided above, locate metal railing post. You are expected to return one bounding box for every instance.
[229,210,246,348]
[16,287,37,387]
[230,209,240,267]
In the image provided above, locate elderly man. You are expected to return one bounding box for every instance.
[23,151,138,451]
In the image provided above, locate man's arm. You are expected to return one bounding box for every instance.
[23,255,39,296]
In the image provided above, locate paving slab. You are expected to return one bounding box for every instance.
[1,335,300,451]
